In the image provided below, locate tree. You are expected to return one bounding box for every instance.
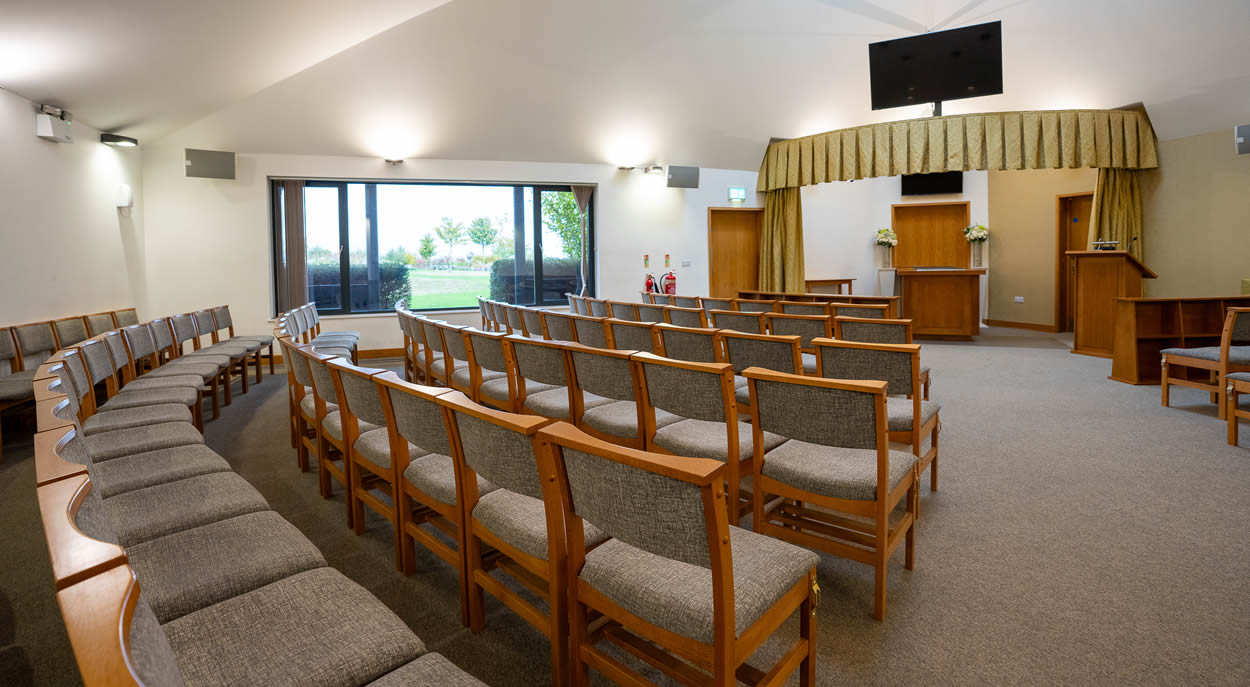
[306,245,336,265]
[418,234,436,263]
[493,234,514,260]
[382,246,416,265]
[542,192,583,261]
[466,217,499,263]
[433,217,464,264]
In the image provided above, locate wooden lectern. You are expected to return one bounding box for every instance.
[1067,251,1157,358]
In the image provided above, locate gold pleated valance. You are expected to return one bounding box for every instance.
[756,109,1158,192]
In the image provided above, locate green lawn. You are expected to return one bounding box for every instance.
[407,268,490,309]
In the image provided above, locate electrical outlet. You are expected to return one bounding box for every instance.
[1014,296,1024,304]
[681,260,692,268]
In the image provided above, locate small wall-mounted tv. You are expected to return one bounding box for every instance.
[868,21,1003,111]
[901,171,963,196]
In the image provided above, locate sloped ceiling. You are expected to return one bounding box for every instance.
[6,0,1250,170]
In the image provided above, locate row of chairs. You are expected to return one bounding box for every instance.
[277,301,361,361]
[1158,307,1250,444]
[565,292,891,320]
[279,328,824,685]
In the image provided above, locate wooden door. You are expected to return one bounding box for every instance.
[1057,193,1094,331]
[707,207,762,298]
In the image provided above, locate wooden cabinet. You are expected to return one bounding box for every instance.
[1110,296,1250,384]
[1067,251,1156,358]
[896,269,986,338]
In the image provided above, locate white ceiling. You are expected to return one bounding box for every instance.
[4,0,1250,170]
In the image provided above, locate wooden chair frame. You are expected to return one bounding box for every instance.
[707,309,767,335]
[502,335,576,418]
[605,300,638,321]
[744,367,917,620]
[1228,374,1250,446]
[173,313,249,398]
[297,346,356,528]
[279,336,317,471]
[211,304,275,375]
[777,301,832,317]
[437,323,473,396]
[566,313,610,349]
[145,319,226,418]
[763,312,832,361]
[671,295,701,309]
[199,308,264,385]
[464,329,516,410]
[84,311,120,336]
[699,297,733,313]
[535,421,817,687]
[833,316,930,399]
[829,303,890,319]
[715,329,802,418]
[1163,307,1250,420]
[651,323,723,363]
[663,305,709,329]
[604,319,657,353]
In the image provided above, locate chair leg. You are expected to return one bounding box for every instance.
[1161,363,1170,408]
[209,376,221,420]
[873,524,888,621]
[800,574,816,687]
[1216,372,1227,420]
[930,425,940,492]
[1229,388,1240,446]
[295,417,310,472]
[192,400,204,433]
[223,367,233,406]
[267,344,275,375]
[349,460,365,535]
[239,357,249,394]
[569,599,590,687]
[317,435,332,499]
[548,563,570,687]
[254,351,263,384]
[465,531,486,631]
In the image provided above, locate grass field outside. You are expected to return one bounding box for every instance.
[406,268,490,309]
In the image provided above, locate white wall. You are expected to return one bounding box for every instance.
[140,138,759,350]
[801,171,988,297]
[0,87,145,325]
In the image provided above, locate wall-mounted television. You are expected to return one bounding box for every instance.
[901,171,963,196]
[868,21,1002,111]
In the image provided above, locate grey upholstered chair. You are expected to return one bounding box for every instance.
[605,300,638,321]
[112,308,140,327]
[75,337,204,432]
[569,314,609,349]
[0,326,35,462]
[653,323,722,363]
[140,320,227,417]
[441,393,582,684]
[565,343,653,448]
[503,303,527,336]
[541,310,575,342]
[419,318,451,387]
[536,421,819,686]
[743,366,918,620]
[438,323,473,396]
[778,300,830,316]
[731,298,776,313]
[587,298,610,318]
[708,309,766,334]
[835,315,931,398]
[1162,307,1250,420]
[814,338,939,494]
[672,295,700,308]
[327,359,397,548]
[196,309,264,385]
[85,312,118,337]
[651,293,675,306]
[715,330,802,412]
[632,352,787,525]
[279,337,318,471]
[635,303,665,323]
[699,297,733,313]
[53,317,89,348]
[565,292,579,312]
[301,347,357,527]
[463,329,512,410]
[211,305,276,375]
[503,336,573,419]
[766,313,834,374]
[520,307,548,340]
[664,305,707,329]
[170,313,251,398]
[830,303,888,319]
[605,319,655,352]
[476,297,492,331]
[13,321,58,370]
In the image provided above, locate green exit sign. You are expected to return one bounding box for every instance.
[728,187,746,202]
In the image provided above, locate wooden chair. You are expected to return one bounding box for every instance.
[442,395,570,682]
[196,309,264,385]
[715,330,802,416]
[834,316,931,399]
[699,297,733,313]
[84,311,118,337]
[0,325,34,463]
[279,336,317,471]
[651,293,675,306]
[743,366,918,620]
[635,303,666,323]
[419,318,452,387]
[1228,372,1250,446]
[830,303,889,319]
[1162,307,1250,420]
[565,343,648,449]
[396,309,416,382]
[815,339,940,494]
[542,310,576,342]
[141,318,227,417]
[503,336,575,420]
[463,328,514,410]
[708,309,767,334]
[503,303,528,337]
[112,307,140,327]
[663,305,708,329]
[299,346,357,527]
[75,336,205,432]
[731,298,777,313]
[571,295,592,315]
[210,305,276,375]
[568,314,609,349]
[672,295,701,309]
[652,323,722,363]
[438,323,473,396]
[12,321,58,372]
[587,298,611,318]
[605,300,639,321]
[171,313,250,397]
[604,319,656,352]
[765,312,832,374]
[476,297,492,331]
[521,306,550,340]
[486,300,507,333]
[536,421,819,687]
[52,316,90,348]
[565,292,580,312]
[328,359,400,558]
[778,300,831,317]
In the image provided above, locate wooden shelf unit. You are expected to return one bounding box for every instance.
[1110,296,1250,384]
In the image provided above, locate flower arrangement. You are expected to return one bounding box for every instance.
[875,228,898,247]
[964,224,990,242]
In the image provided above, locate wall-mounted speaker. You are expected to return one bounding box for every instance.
[185,148,236,179]
[1236,125,1250,155]
[666,165,700,189]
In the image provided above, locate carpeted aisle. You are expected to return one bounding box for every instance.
[4,327,1249,685]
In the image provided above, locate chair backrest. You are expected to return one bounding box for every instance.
[193,310,220,343]
[606,301,638,321]
[830,303,888,319]
[699,297,732,313]
[53,317,89,348]
[606,320,655,353]
[834,316,912,345]
[280,338,315,389]
[635,304,665,323]
[148,318,178,359]
[583,298,607,318]
[170,314,200,349]
[814,339,919,397]
[731,298,778,314]
[505,336,570,387]
[653,324,721,363]
[210,306,235,335]
[477,298,491,328]
[521,307,547,339]
[302,348,344,405]
[85,312,117,337]
[375,372,456,458]
[766,313,832,351]
[708,310,766,334]
[717,331,801,375]
[77,338,119,388]
[651,293,674,306]
[1223,307,1250,348]
[440,323,470,363]
[54,349,91,417]
[664,306,707,329]
[537,422,725,570]
[328,359,390,429]
[420,319,446,354]
[778,301,830,317]
[443,393,551,501]
[569,314,609,349]
[567,344,637,402]
[672,296,700,309]
[745,367,886,452]
[573,296,591,316]
[565,293,578,311]
[114,308,140,327]
[102,331,133,378]
[542,310,575,342]
[14,322,57,369]
[0,327,19,374]
[633,352,734,423]
[465,329,510,374]
[122,324,158,365]
[504,304,526,334]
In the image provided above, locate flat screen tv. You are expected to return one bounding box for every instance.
[901,171,963,196]
[868,21,1002,110]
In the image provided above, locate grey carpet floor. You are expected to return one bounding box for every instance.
[3,327,1249,685]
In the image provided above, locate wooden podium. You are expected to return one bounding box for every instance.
[1067,251,1157,358]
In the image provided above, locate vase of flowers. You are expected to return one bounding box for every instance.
[875,228,898,268]
[964,224,989,267]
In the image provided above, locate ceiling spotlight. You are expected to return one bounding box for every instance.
[101,133,138,147]
[385,158,404,166]
[644,165,665,175]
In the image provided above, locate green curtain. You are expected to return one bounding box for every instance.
[1089,168,1144,260]
[759,188,806,292]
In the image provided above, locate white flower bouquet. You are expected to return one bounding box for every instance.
[875,228,898,247]
[964,224,989,242]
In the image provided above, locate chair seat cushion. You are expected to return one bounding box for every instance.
[87,443,231,498]
[220,338,263,353]
[579,527,819,642]
[321,411,379,442]
[188,346,247,359]
[162,356,229,371]
[522,387,573,419]
[314,346,355,359]
[126,511,327,623]
[762,439,918,501]
[125,373,210,391]
[403,453,494,505]
[100,386,199,411]
[430,358,448,378]
[735,384,751,407]
[85,421,205,462]
[451,365,504,390]
[83,404,193,436]
[801,352,817,375]
[298,394,335,418]
[366,653,486,686]
[0,369,36,401]
[653,419,787,463]
[473,489,605,561]
[1161,345,1250,363]
[481,377,553,401]
[103,472,270,547]
[232,334,275,346]
[885,397,941,431]
[162,567,423,687]
[581,400,681,438]
[1229,372,1250,383]
[356,427,424,469]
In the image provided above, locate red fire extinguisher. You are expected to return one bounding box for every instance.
[644,273,658,293]
[661,271,677,295]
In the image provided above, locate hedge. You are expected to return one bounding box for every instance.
[489,258,581,302]
[308,261,411,310]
